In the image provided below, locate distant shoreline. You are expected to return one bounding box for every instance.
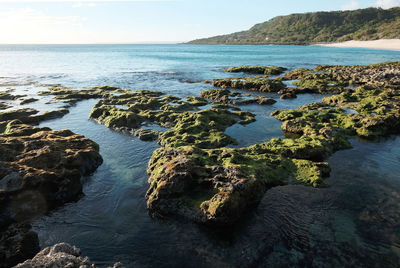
[314,39,400,51]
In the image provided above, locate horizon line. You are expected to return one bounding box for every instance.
[0,42,188,45]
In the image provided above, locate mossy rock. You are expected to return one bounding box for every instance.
[209,76,286,93]
[146,145,328,225]
[225,65,287,75]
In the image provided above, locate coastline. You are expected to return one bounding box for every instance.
[314,39,400,51]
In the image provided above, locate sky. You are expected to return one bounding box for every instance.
[0,0,398,44]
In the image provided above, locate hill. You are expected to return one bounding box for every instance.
[188,7,400,45]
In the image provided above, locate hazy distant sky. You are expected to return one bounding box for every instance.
[0,0,398,44]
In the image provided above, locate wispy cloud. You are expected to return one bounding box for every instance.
[341,0,360,10]
[72,2,97,8]
[0,7,86,43]
[374,0,400,9]
[0,8,82,25]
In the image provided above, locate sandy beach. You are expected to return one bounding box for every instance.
[316,39,400,51]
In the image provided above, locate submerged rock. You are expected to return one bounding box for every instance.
[14,243,124,268]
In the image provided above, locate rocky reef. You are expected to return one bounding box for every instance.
[87,88,334,225]
[145,62,400,225]
[15,243,123,268]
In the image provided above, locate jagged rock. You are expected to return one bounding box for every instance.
[14,243,124,268]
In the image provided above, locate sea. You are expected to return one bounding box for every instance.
[0,44,399,267]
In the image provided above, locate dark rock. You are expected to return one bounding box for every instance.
[134,129,159,141]
[0,103,12,110]
[0,223,39,268]
[19,98,38,105]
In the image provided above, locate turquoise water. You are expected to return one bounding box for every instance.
[0,45,399,267]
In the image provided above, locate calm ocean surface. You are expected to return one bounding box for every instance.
[0,44,399,267]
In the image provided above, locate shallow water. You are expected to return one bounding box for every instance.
[0,44,399,267]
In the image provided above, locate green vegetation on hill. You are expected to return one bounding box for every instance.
[188,7,400,44]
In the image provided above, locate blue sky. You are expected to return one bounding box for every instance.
[0,0,398,44]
